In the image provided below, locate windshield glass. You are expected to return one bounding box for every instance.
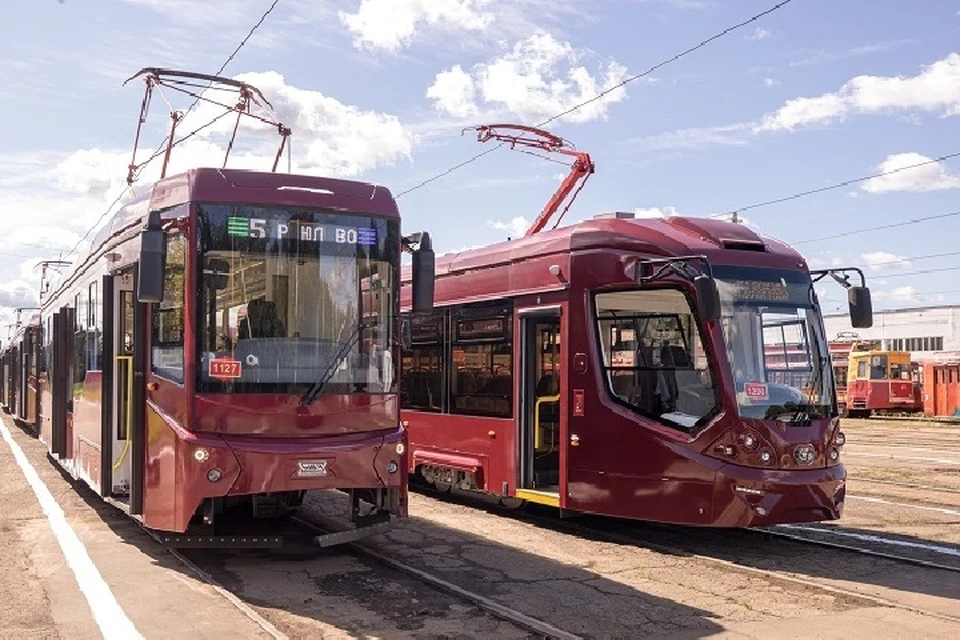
[714,266,834,421]
[595,289,719,433]
[196,203,399,394]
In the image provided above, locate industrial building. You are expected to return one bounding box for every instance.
[822,304,960,359]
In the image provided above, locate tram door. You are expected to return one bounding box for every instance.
[517,309,562,501]
[110,271,135,496]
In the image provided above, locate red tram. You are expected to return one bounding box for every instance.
[400,213,873,527]
[845,342,922,417]
[1,167,435,544]
[398,124,873,528]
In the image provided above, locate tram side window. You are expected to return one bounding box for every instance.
[870,355,888,380]
[595,289,718,433]
[86,281,102,371]
[73,293,87,388]
[856,359,867,379]
[400,313,445,412]
[43,316,52,374]
[151,233,186,383]
[450,306,512,419]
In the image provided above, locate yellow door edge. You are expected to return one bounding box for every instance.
[515,489,560,507]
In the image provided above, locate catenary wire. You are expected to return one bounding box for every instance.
[54,0,282,265]
[395,0,795,198]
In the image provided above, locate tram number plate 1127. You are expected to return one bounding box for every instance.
[744,382,768,401]
[209,358,242,379]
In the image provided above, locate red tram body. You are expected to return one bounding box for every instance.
[2,168,434,542]
[845,343,922,417]
[400,213,857,528]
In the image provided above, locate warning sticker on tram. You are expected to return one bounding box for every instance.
[209,358,242,379]
[743,382,769,401]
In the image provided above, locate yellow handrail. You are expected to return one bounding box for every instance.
[112,355,133,470]
[534,394,561,450]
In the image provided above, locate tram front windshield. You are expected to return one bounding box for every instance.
[713,265,834,421]
[196,203,399,394]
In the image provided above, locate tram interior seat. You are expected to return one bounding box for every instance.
[239,299,287,339]
[660,345,713,418]
[402,369,441,410]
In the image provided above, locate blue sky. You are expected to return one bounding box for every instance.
[2,0,960,336]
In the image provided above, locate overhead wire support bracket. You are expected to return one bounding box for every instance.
[465,124,595,237]
[122,67,291,184]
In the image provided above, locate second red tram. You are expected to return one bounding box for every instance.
[399,213,872,527]
[846,342,922,417]
[5,167,435,543]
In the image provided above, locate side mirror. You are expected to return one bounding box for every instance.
[848,286,873,329]
[138,211,166,303]
[411,232,435,314]
[694,274,721,323]
[400,318,412,351]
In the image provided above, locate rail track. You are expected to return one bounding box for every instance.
[289,514,583,640]
[758,524,960,574]
[411,483,960,625]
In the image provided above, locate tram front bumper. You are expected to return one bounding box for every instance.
[711,462,846,527]
[169,428,407,532]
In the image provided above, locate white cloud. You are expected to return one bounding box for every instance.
[427,31,630,125]
[861,251,912,271]
[60,71,415,194]
[764,77,780,88]
[339,0,494,53]
[789,40,913,68]
[488,216,531,238]
[747,28,771,41]
[634,206,678,218]
[757,53,960,132]
[627,123,751,151]
[861,152,960,193]
[0,280,38,309]
[426,65,478,118]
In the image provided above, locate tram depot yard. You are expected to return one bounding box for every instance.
[1,411,958,639]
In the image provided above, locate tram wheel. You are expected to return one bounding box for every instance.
[499,496,525,509]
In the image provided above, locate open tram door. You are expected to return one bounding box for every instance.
[102,267,146,515]
[516,306,563,507]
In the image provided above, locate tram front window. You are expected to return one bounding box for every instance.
[196,204,399,394]
[595,289,719,433]
[714,266,834,421]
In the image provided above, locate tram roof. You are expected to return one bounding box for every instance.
[417,214,804,279]
[90,167,400,250]
[42,168,399,306]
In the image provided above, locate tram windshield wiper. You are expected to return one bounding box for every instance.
[300,323,367,406]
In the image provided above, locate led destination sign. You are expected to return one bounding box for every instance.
[227,216,377,246]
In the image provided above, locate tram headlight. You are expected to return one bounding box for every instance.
[742,433,757,449]
[387,461,398,474]
[395,442,405,455]
[759,450,773,465]
[835,431,846,447]
[828,448,840,462]
[207,468,222,482]
[194,448,210,463]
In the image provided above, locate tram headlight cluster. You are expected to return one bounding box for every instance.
[708,426,778,468]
